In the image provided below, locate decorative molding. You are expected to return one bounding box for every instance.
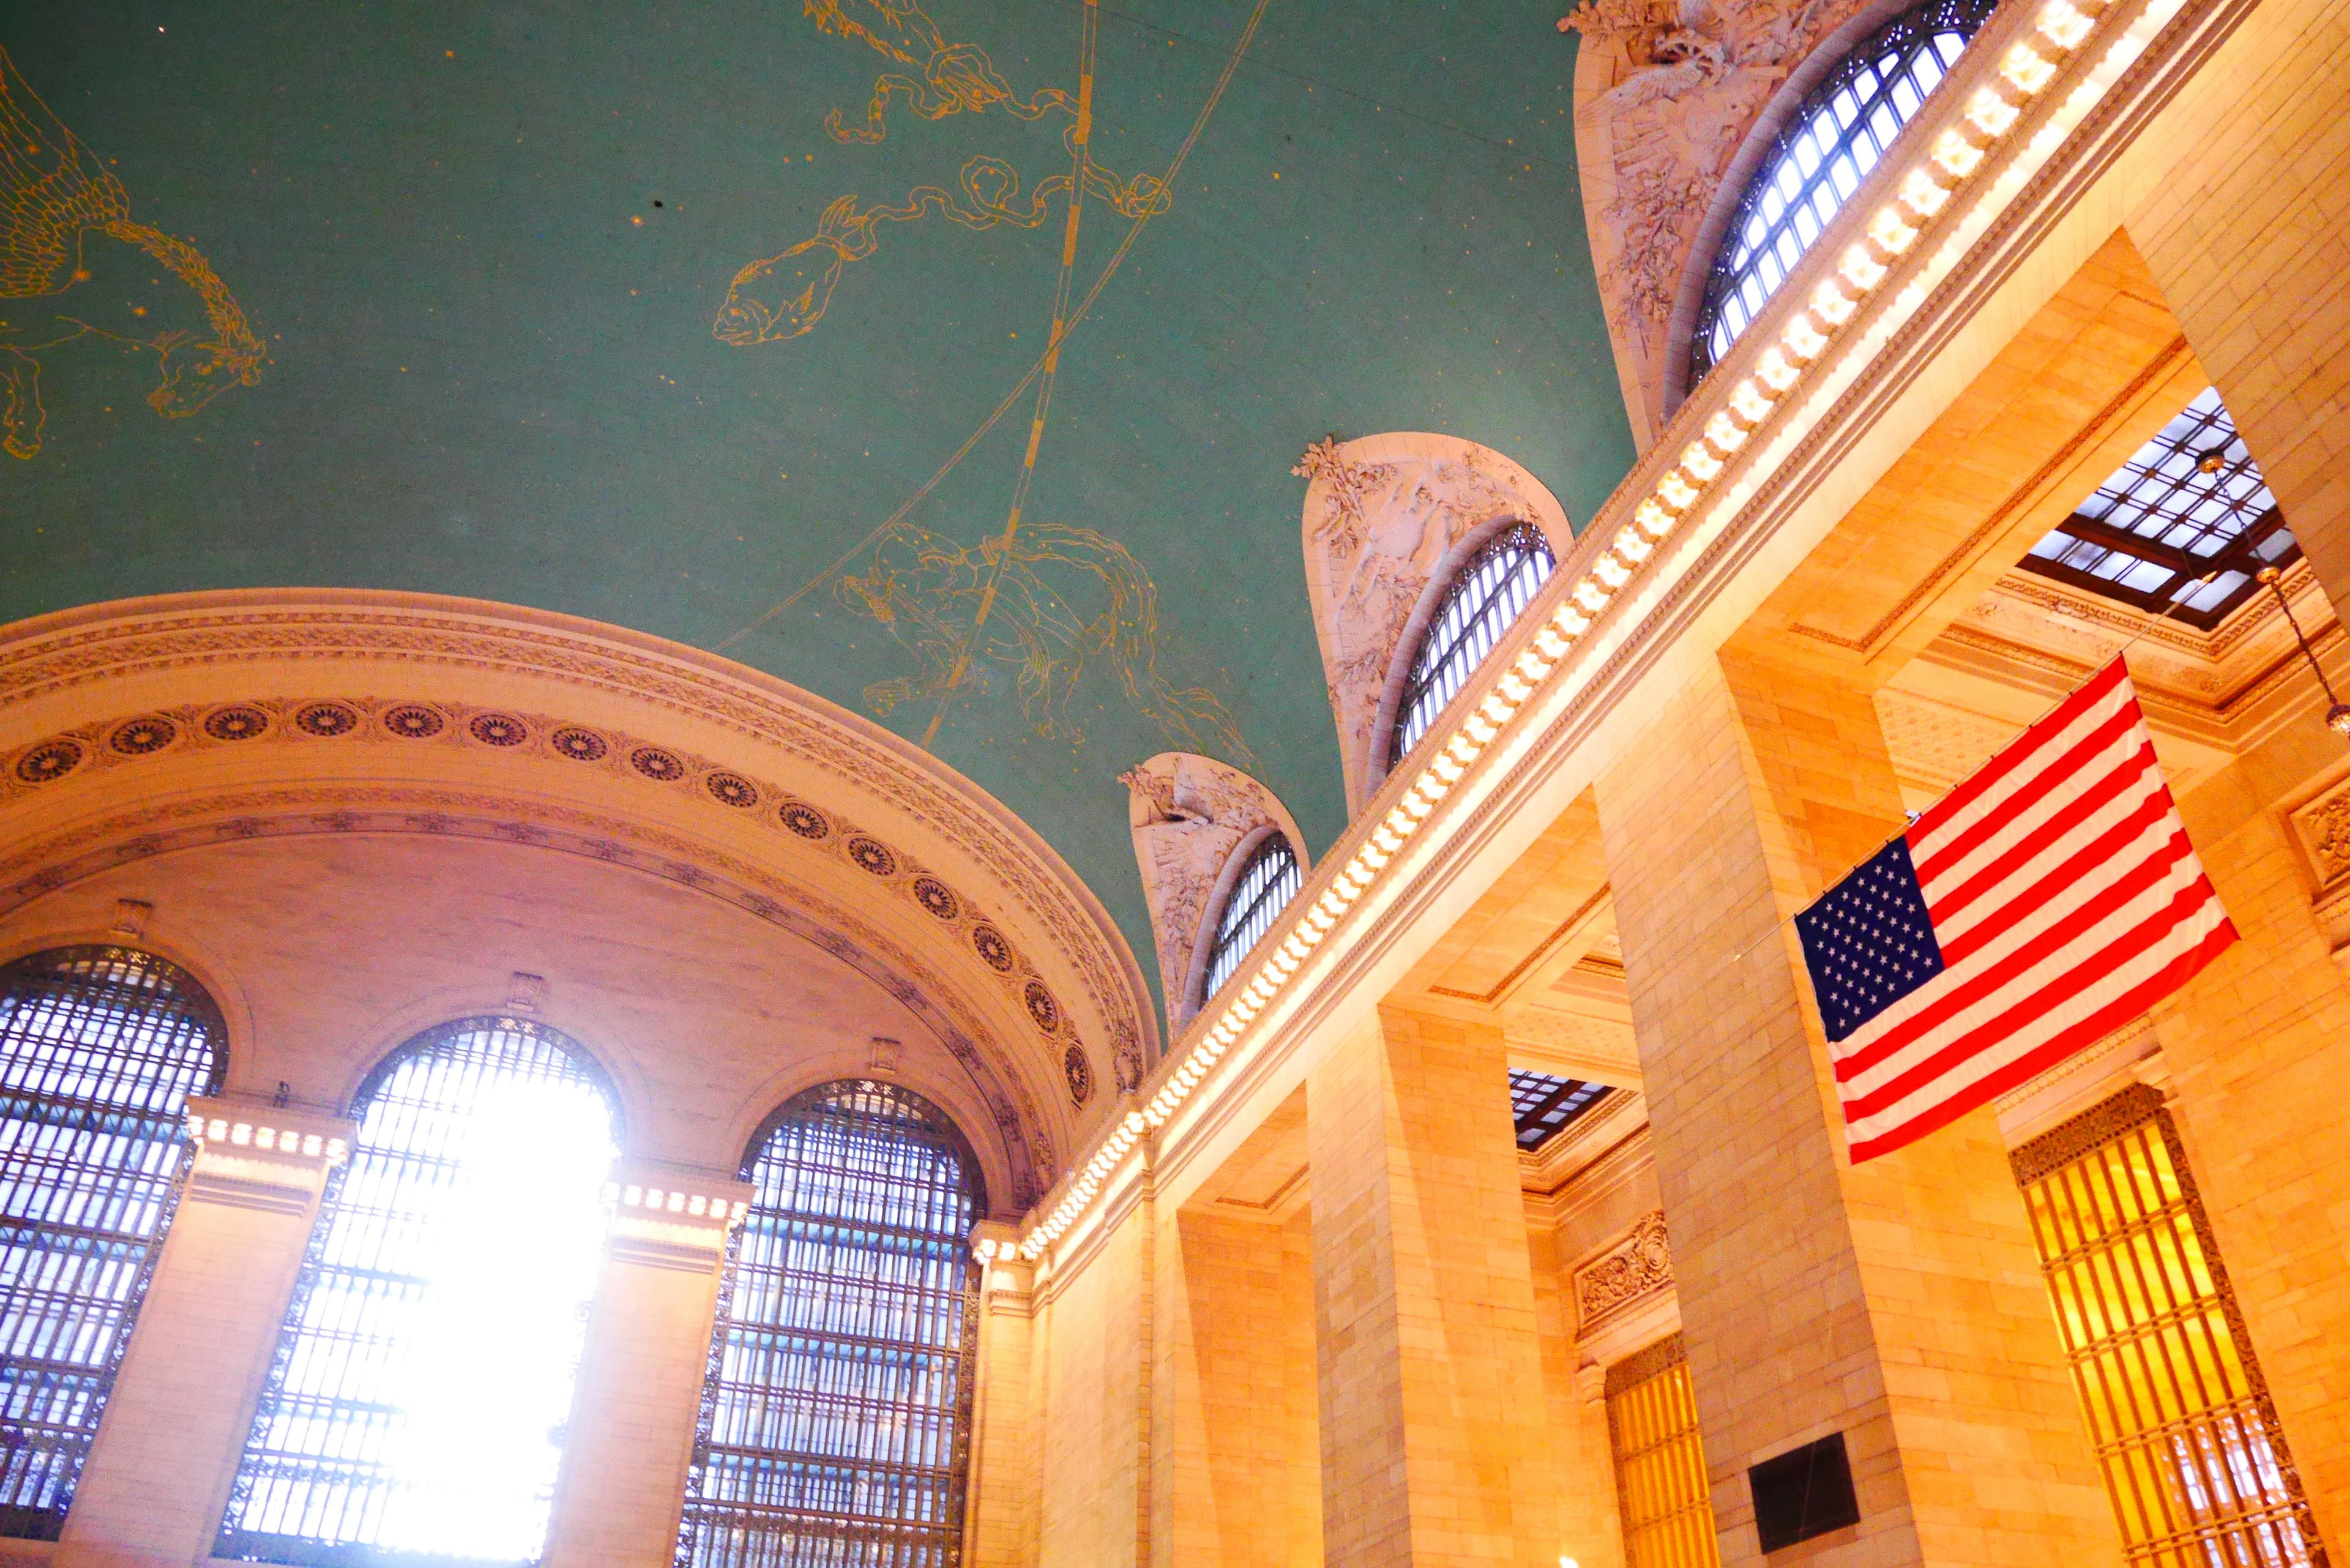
[0,782,1058,1207]
[0,591,1157,1082]
[1294,433,1572,815]
[1603,1328,1687,1400]
[1574,1208,1674,1336]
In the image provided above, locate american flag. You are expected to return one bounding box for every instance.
[1795,659,2236,1163]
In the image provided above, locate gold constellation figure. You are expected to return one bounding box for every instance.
[0,47,266,460]
[807,0,1072,144]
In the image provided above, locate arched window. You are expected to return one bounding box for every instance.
[218,1018,619,1567]
[1688,0,1999,384]
[0,947,222,1540]
[1388,522,1557,770]
[1200,833,1304,1005]
[679,1080,980,1568]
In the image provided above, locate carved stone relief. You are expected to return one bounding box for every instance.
[2289,774,2350,973]
[1573,1208,1674,1335]
[1294,432,1572,816]
[1119,752,1308,1033]
[1563,0,1874,445]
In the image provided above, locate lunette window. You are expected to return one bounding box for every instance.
[679,1080,980,1568]
[218,1018,620,1568]
[2019,387,2299,629]
[1200,834,1304,1006]
[1688,0,1999,385]
[0,946,223,1540]
[1387,522,1556,771]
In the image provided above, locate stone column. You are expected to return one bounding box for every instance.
[967,1223,1042,1568]
[58,1097,353,1568]
[542,1161,751,1568]
[1305,1007,1562,1567]
[2126,0,2350,621]
[1591,649,2119,1568]
[1033,1165,1155,1568]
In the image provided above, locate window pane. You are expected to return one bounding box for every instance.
[1203,834,1304,1005]
[218,1020,619,1568]
[681,1081,979,1568]
[1690,0,2000,386]
[1390,522,1557,769]
[0,947,221,1540]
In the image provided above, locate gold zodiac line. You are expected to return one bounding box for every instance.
[0,46,266,460]
[838,520,1252,762]
[807,0,1071,144]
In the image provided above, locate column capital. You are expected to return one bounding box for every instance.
[601,1157,752,1271]
[182,1094,355,1216]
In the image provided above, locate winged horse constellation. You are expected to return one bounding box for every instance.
[0,47,265,459]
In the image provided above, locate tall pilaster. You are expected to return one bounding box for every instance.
[1591,649,2119,1568]
[1305,1007,1561,1567]
[542,1162,750,1568]
[58,1097,352,1568]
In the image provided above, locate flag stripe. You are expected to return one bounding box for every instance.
[1803,658,2236,1165]
[1845,906,2236,1160]
[1909,659,2130,852]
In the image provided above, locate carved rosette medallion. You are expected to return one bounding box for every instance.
[1573,1209,1674,1335]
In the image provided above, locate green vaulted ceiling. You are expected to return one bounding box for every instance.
[0,0,1633,1014]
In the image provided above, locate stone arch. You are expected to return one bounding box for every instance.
[1293,433,1572,818]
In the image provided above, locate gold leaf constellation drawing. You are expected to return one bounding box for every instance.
[808,0,1071,144]
[837,520,1252,763]
[0,46,266,460]
[712,133,1168,345]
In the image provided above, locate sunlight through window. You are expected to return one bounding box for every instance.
[218,1019,619,1568]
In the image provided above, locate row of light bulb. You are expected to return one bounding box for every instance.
[186,1113,348,1164]
[989,0,2109,1269]
[602,1182,751,1225]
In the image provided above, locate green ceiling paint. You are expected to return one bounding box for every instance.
[0,0,1632,1016]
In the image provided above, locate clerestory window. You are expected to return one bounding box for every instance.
[1200,833,1304,1006]
[0,947,223,1540]
[1689,0,1999,385]
[218,1018,621,1568]
[1507,1070,1612,1153]
[679,1080,980,1568]
[1388,523,1556,772]
[2019,387,2299,629]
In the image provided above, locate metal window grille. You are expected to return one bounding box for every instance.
[2012,1087,2322,1567]
[1201,834,1303,1006]
[0,946,223,1540]
[1389,523,1556,769]
[1689,0,1998,384]
[1506,1070,1611,1152]
[2020,387,2300,629]
[218,1018,621,1568]
[679,1080,980,1568]
[1605,1336,1721,1568]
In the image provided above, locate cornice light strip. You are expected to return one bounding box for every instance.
[186,1113,349,1163]
[987,0,2136,1266]
[602,1181,752,1225]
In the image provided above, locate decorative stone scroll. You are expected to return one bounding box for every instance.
[1293,433,1571,815]
[2288,773,2350,972]
[1119,752,1308,1031]
[1574,1208,1674,1335]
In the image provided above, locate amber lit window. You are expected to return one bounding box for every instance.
[1690,0,1997,384]
[1606,1335,1721,1568]
[2020,387,2299,629]
[2013,1085,2321,1566]
[1507,1070,1611,1152]
[1201,833,1303,1005]
[0,947,223,1540]
[1388,522,1556,770]
[680,1080,980,1568]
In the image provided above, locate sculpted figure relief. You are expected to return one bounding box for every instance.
[1119,753,1306,1030]
[1562,0,1869,444]
[1294,433,1571,815]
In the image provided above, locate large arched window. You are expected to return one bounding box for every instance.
[218,1018,619,1567]
[1688,0,1999,384]
[1200,832,1304,1006]
[0,946,223,1540]
[679,1080,980,1568]
[1388,522,1557,771]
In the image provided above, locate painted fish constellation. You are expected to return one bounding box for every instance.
[0,46,265,460]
